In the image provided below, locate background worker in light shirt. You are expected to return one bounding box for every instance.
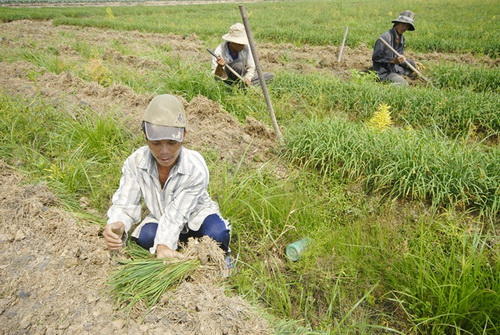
[212,22,274,87]
[103,94,231,262]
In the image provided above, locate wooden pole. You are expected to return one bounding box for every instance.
[239,5,283,142]
[337,26,349,63]
[378,37,432,84]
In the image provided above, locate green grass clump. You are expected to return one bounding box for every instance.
[282,117,500,217]
[20,50,71,74]
[216,161,498,333]
[270,72,500,141]
[0,92,140,214]
[429,63,500,93]
[386,220,499,334]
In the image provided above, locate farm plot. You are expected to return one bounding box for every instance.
[0,1,499,334]
[0,20,279,335]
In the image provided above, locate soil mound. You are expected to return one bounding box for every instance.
[0,162,271,334]
[0,59,278,164]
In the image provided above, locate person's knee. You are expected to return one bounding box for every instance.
[136,222,158,250]
[199,214,230,251]
[387,74,408,86]
[251,72,274,86]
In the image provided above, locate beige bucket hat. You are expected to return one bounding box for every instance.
[222,23,249,45]
[392,10,416,31]
[142,94,186,142]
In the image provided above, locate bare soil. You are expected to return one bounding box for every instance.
[0,162,272,334]
[0,19,495,335]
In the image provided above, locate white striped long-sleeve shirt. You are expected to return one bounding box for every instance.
[106,146,220,253]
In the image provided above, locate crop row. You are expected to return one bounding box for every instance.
[282,117,500,217]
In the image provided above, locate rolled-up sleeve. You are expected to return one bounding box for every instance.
[211,44,229,81]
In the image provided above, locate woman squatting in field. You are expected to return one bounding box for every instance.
[103,94,232,265]
[211,23,274,87]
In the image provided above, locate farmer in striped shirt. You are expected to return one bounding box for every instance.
[103,94,231,260]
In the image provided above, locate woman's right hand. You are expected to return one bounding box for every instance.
[103,221,125,250]
[216,55,226,67]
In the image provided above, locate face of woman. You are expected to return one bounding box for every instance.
[395,23,411,35]
[147,139,182,169]
[228,42,245,53]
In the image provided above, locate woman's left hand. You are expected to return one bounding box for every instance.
[156,244,185,260]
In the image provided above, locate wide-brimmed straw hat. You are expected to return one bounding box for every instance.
[142,94,186,142]
[392,10,416,31]
[222,23,249,45]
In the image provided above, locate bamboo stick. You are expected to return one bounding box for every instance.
[338,27,349,63]
[239,5,283,142]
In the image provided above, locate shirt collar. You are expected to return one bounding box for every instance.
[226,42,239,60]
[391,27,402,39]
[175,147,189,175]
[138,146,189,176]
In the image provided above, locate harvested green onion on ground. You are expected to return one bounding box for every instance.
[108,252,200,313]
[123,239,154,260]
[108,237,225,314]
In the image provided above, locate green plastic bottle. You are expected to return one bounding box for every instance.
[285,238,310,261]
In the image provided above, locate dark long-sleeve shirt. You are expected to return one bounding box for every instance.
[372,27,415,80]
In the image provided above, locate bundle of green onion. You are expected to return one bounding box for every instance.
[108,256,200,313]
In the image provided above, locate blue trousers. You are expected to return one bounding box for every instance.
[135,213,230,252]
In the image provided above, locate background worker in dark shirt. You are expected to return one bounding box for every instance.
[372,10,418,86]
